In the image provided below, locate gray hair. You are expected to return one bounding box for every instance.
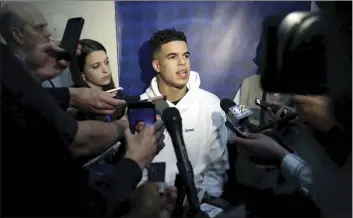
[0,3,31,44]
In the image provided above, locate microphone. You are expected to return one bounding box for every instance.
[220,99,259,137]
[220,99,294,165]
[162,107,202,217]
[154,99,169,116]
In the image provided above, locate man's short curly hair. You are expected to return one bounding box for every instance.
[149,28,187,57]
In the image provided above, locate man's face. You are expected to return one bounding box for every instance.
[152,41,190,89]
[135,121,145,133]
[19,9,51,51]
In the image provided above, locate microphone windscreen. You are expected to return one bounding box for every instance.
[154,99,170,116]
[220,99,236,113]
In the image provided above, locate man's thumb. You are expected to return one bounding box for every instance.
[40,41,64,53]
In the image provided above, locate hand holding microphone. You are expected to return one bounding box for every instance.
[220,99,258,138]
[233,133,290,166]
[221,98,294,166]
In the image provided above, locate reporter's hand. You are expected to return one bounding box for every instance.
[234,133,289,162]
[160,186,177,218]
[25,41,81,81]
[292,95,335,132]
[69,88,126,115]
[116,115,129,130]
[124,120,166,169]
[112,116,130,141]
[125,183,177,218]
[267,104,285,121]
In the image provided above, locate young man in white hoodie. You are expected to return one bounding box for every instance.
[140,28,229,198]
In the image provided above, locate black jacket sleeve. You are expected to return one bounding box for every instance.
[92,158,142,215]
[1,43,78,147]
[314,125,352,167]
[44,87,71,110]
[90,158,142,214]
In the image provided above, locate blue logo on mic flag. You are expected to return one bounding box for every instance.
[230,105,253,120]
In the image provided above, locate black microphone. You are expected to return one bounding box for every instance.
[220,99,294,165]
[220,99,259,137]
[154,99,169,116]
[162,107,202,217]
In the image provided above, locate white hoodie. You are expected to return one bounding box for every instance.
[140,71,229,197]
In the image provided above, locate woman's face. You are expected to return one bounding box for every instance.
[83,50,112,87]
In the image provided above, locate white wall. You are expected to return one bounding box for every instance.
[1,1,120,86]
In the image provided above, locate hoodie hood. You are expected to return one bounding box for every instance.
[141,71,201,98]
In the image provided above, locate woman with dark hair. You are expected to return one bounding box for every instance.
[71,39,119,121]
[72,39,115,91]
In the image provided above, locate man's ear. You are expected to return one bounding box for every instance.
[12,28,24,45]
[152,60,160,73]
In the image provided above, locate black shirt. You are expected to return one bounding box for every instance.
[1,43,142,216]
[1,43,86,216]
[44,87,71,110]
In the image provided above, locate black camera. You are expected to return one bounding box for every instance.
[259,1,352,97]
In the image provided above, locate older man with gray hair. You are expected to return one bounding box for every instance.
[0,2,72,87]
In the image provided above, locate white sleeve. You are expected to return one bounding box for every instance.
[281,153,313,198]
[200,113,229,198]
[233,88,240,105]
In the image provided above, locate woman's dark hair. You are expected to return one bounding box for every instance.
[70,39,115,91]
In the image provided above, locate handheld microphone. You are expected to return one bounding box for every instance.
[154,99,169,116]
[221,99,294,165]
[220,99,259,137]
[220,99,253,126]
[162,107,201,217]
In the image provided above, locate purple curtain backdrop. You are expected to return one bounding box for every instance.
[115,1,311,99]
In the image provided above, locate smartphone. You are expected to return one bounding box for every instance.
[127,102,157,134]
[147,162,166,193]
[56,17,85,61]
[106,87,124,93]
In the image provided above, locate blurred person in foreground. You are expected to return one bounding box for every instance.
[234,94,351,218]
[233,2,352,216]
[231,37,319,217]
[1,40,166,216]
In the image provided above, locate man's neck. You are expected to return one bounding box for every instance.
[157,77,187,102]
